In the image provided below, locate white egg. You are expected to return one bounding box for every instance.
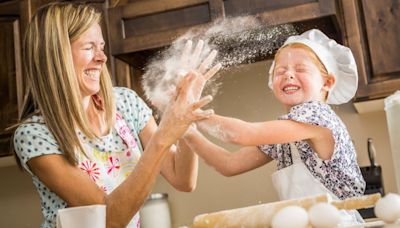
[374,193,400,223]
[308,202,340,228]
[271,205,309,228]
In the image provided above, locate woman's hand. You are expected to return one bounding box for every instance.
[152,40,222,113]
[157,72,214,147]
[179,39,222,102]
[153,40,222,147]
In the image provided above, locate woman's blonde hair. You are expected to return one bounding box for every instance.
[18,2,115,165]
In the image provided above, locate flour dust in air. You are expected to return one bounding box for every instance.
[141,16,298,115]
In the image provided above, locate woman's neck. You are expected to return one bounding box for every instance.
[83,96,109,137]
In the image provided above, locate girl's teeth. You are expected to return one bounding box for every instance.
[284,86,299,92]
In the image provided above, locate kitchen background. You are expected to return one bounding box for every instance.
[0,0,399,227]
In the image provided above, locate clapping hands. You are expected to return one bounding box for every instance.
[156,39,222,146]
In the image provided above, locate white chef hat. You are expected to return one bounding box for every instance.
[268,29,358,105]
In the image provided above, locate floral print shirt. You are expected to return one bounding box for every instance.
[258,101,366,200]
[14,87,152,228]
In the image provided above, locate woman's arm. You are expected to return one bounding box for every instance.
[198,115,335,160]
[138,118,199,192]
[138,42,221,191]
[26,73,212,228]
[27,130,173,228]
[182,128,272,176]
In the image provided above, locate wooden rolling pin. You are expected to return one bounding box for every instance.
[332,193,381,210]
[191,193,381,228]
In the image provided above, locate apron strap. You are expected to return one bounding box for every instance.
[289,142,302,164]
[114,112,137,149]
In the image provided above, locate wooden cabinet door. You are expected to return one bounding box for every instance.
[0,0,25,157]
[342,0,400,101]
[108,0,344,57]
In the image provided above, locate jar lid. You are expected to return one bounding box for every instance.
[148,193,168,200]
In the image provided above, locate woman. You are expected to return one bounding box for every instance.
[13,2,219,227]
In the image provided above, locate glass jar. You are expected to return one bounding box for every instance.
[140,193,172,228]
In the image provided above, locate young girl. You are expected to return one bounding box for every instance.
[183,29,366,223]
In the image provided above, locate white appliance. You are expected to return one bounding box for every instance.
[385,91,400,192]
[56,204,106,228]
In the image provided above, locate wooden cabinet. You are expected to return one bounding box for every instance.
[0,0,28,157]
[108,0,345,81]
[342,0,400,101]
[0,0,61,157]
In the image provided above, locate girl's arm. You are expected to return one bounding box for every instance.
[198,114,334,160]
[182,128,272,176]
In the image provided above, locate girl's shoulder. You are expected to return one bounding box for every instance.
[281,101,338,127]
[290,101,333,114]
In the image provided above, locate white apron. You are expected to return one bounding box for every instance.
[76,112,142,227]
[271,143,364,226]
